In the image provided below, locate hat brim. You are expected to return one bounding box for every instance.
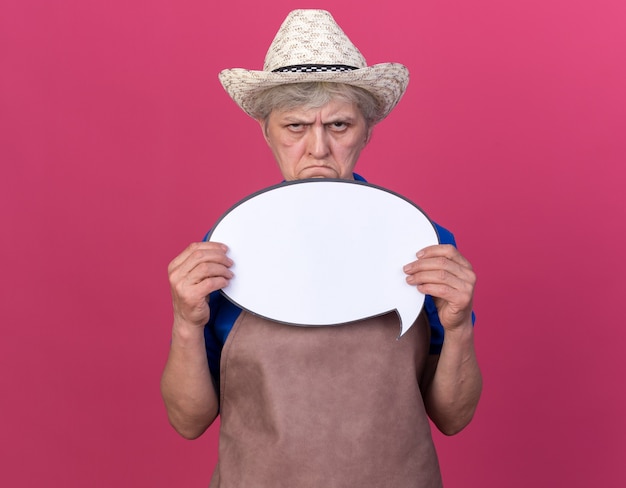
[219,63,409,123]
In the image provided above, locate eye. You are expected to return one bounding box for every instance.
[286,123,305,132]
[328,121,348,132]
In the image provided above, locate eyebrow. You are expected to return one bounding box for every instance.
[278,113,358,125]
[279,115,313,124]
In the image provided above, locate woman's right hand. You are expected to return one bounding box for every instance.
[168,241,233,328]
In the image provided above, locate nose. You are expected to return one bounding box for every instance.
[307,125,330,159]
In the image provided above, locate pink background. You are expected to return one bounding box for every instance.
[2,0,625,486]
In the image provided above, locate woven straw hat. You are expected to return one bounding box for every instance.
[218,9,409,123]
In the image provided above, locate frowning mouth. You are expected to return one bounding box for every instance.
[301,165,336,177]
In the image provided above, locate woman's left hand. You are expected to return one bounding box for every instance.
[403,244,476,331]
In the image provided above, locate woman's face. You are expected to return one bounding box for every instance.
[260,98,372,181]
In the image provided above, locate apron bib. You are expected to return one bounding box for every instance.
[210,311,442,488]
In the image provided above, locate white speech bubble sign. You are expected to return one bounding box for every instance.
[207,179,439,337]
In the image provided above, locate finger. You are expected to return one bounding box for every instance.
[171,263,233,318]
[169,241,230,272]
[183,261,234,287]
[405,257,475,288]
[415,258,474,284]
[168,241,229,273]
[169,242,232,277]
[416,244,473,270]
[411,271,474,317]
[407,245,475,283]
[406,266,473,292]
[174,273,231,306]
[417,281,473,309]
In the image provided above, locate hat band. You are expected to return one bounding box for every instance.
[272,64,358,73]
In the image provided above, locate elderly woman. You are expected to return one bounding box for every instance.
[161,9,481,488]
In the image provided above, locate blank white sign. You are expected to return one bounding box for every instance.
[208,179,439,337]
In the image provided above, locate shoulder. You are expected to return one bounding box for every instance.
[432,222,457,247]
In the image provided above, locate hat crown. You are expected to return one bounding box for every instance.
[263,10,367,72]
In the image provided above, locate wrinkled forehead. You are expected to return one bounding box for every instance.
[269,95,362,118]
[270,97,364,119]
[251,81,379,125]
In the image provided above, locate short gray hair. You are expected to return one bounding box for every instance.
[247,82,383,127]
